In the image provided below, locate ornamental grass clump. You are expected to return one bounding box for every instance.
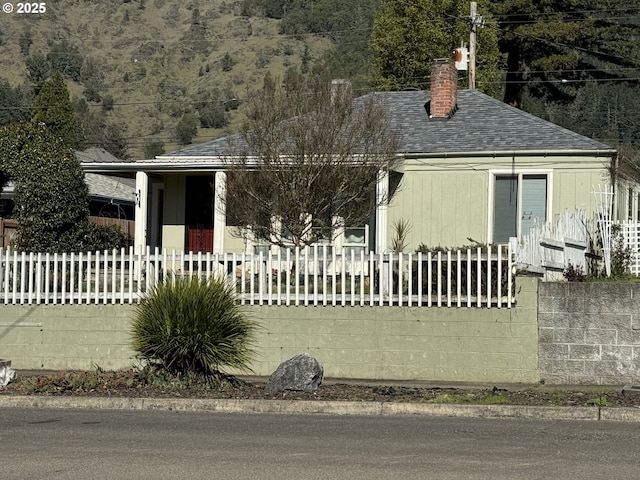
[131,276,257,376]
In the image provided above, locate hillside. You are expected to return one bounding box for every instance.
[0,0,332,159]
[2,1,637,161]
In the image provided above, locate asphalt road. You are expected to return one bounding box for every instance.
[2,408,639,479]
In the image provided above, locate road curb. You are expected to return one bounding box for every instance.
[2,395,640,421]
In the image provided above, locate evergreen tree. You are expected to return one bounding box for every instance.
[198,102,228,129]
[222,52,234,72]
[47,39,84,81]
[300,44,310,74]
[75,103,129,160]
[19,30,33,56]
[31,72,80,150]
[494,0,640,108]
[0,124,90,252]
[371,0,501,96]
[80,58,105,103]
[193,89,230,129]
[0,81,32,125]
[101,122,130,160]
[101,95,115,112]
[25,52,51,94]
[0,124,130,252]
[565,82,640,148]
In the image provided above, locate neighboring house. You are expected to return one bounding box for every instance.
[1,148,136,221]
[84,173,136,220]
[0,148,136,247]
[81,62,637,255]
[76,148,137,220]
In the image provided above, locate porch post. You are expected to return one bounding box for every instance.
[213,171,227,254]
[375,169,389,253]
[134,171,149,254]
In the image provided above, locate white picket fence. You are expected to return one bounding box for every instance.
[0,245,515,308]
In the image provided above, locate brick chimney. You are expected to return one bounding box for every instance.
[429,60,458,119]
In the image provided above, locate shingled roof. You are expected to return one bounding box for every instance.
[152,88,612,162]
[76,147,130,164]
[381,89,612,154]
[1,174,134,204]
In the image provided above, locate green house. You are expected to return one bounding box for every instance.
[82,63,634,255]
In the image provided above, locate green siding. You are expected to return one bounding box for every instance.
[390,169,488,248]
[392,154,612,249]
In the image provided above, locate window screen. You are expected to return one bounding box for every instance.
[521,175,547,236]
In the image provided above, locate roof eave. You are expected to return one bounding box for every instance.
[401,148,617,159]
[81,161,229,173]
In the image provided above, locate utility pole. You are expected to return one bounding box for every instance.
[469,2,484,89]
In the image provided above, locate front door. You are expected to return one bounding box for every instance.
[185,175,214,253]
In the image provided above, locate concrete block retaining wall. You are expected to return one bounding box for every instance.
[3,278,639,385]
[538,282,640,385]
[0,305,135,371]
[0,278,539,383]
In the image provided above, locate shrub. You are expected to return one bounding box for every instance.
[610,224,632,278]
[143,140,165,158]
[563,263,586,282]
[197,102,228,129]
[85,223,132,251]
[131,276,257,375]
[102,95,115,112]
[175,112,198,144]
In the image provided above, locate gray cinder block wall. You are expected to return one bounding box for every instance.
[539,282,640,385]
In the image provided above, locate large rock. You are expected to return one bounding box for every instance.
[0,359,16,387]
[265,353,323,393]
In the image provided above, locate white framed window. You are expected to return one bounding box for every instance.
[248,217,368,254]
[334,225,369,256]
[490,171,552,243]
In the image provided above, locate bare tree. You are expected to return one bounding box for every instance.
[224,74,401,249]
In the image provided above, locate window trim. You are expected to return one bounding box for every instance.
[488,169,553,243]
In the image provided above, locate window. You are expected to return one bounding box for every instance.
[341,226,369,257]
[250,222,368,255]
[614,184,639,222]
[493,173,549,243]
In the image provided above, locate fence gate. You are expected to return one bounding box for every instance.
[513,210,593,280]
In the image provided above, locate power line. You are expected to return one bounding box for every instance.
[1,71,639,113]
[493,7,640,19]
[506,29,640,67]
[497,16,640,25]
